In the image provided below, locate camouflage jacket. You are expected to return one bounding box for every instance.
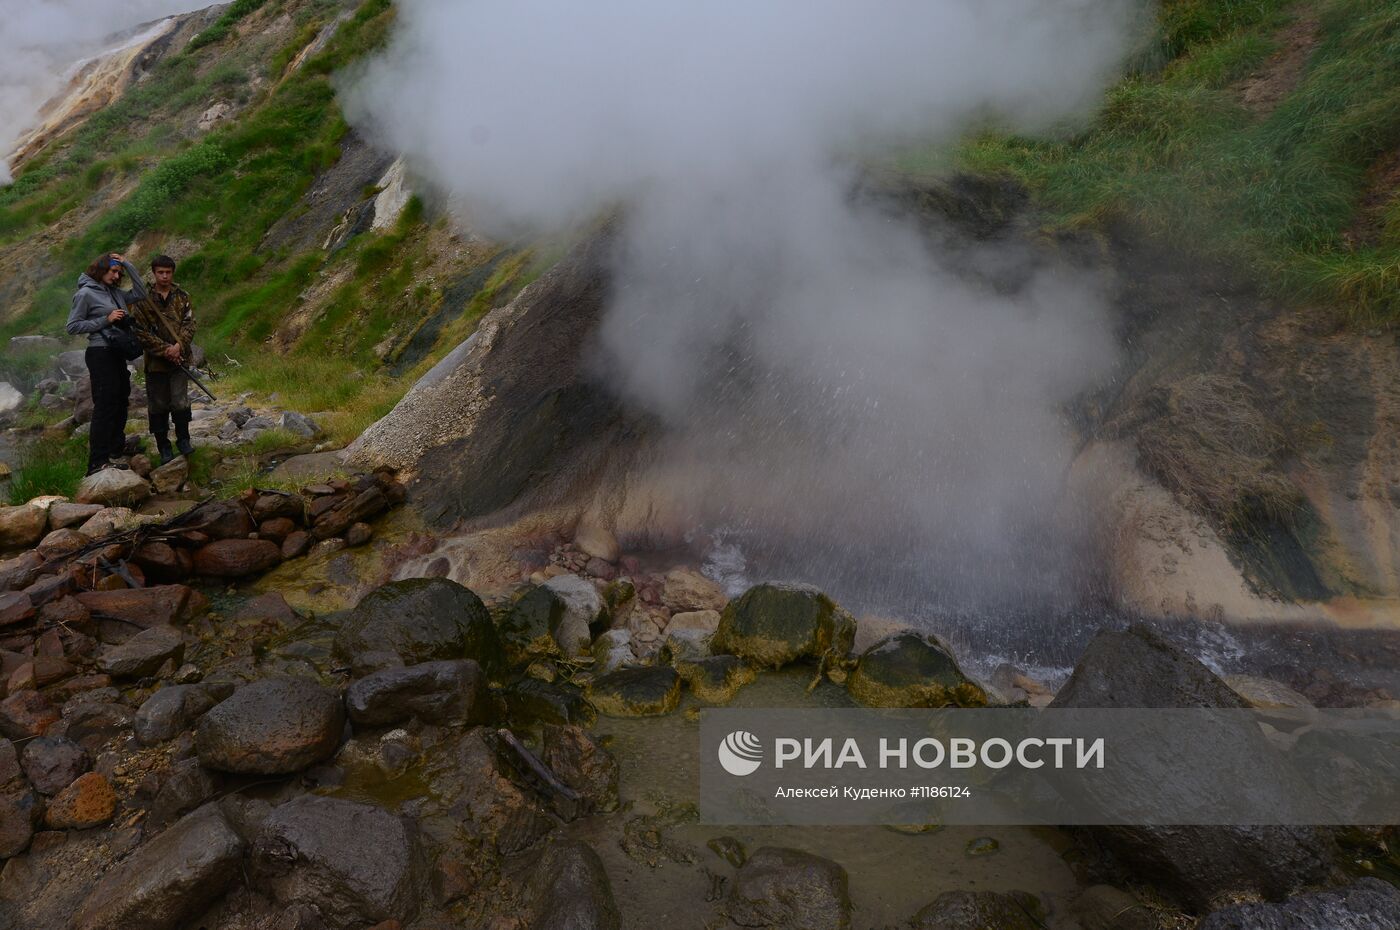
[129,283,195,373]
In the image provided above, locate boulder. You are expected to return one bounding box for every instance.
[907,890,1045,930]
[75,468,150,507]
[1052,625,1333,911]
[0,502,48,549]
[193,538,282,577]
[674,654,756,704]
[134,682,236,745]
[713,582,855,669]
[345,659,491,727]
[20,735,89,795]
[37,527,89,559]
[0,737,17,785]
[281,530,311,559]
[148,456,188,494]
[131,541,190,584]
[661,568,727,612]
[504,678,596,728]
[505,573,606,659]
[0,689,59,739]
[664,609,721,635]
[573,518,619,562]
[48,501,103,530]
[0,549,43,591]
[148,758,220,831]
[196,678,345,775]
[727,847,852,930]
[0,382,21,414]
[846,630,987,708]
[0,590,36,628]
[59,701,133,752]
[541,724,619,813]
[75,585,198,629]
[332,577,502,676]
[257,516,296,542]
[1196,877,1400,929]
[1070,885,1156,930]
[97,625,184,679]
[184,499,256,539]
[77,506,145,536]
[251,795,423,929]
[44,770,116,828]
[74,803,245,930]
[658,627,713,664]
[0,787,41,858]
[587,666,681,717]
[526,840,621,930]
[279,410,319,438]
[592,628,636,675]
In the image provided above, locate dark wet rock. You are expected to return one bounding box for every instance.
[588,666,681,717]
[907,889,1045,930]
[148,757,220,830]
[59,701,133,753]
[505,678,596,727]
[252,795,423,930]
[674,654,756,704]
[281,530,312,559]
[345,659,490,727]
[505,574,607,659]
[331,577,502,676]
[1197,877,1400,929]
[74,585,200,630]
[420,727,555,856]
[0,786,41,857]
[44,770,116,828]
[1071,885,1156,930]
[727,846,852,930]
[0,590,36,628]
[0,737,18,785]
[131,541,190,584]
[0,689,60,739]
[184,500,255,540]
[846,630,987,708]
[526,839,621,930]
[1053,625,1333,911]
[74,803,245,930]
[713,583,856,669]
[134,682,236,746]
[196,678,345,775]
[96,625,184,679]
[20,735,89,795]
[192,538,282,577]
[541,724,619,813]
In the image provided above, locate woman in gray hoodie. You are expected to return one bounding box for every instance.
[66,253,148,475]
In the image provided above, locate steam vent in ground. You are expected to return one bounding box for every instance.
[0,0,1398,927]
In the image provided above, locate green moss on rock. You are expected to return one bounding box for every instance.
[846,630,987,708]
[331,578,503,677]
[675,655,757,705]
[712,583,856,669]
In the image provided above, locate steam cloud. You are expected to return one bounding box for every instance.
[347,0,1147,612]
[0,0,206,184]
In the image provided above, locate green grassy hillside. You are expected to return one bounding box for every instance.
[902,0,1400,322]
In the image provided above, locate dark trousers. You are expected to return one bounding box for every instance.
[146,368,191,418]
[85,346,130,470]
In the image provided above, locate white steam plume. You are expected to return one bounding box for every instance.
[0,0,208,185]
[347,0,1148,612]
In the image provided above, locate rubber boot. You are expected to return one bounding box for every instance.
[150,410,174,465]
[173,410,194,457]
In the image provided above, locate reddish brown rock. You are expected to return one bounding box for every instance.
[281,531,311,560]
[0,590,35,628]
[23,572,75,607]
[94,574,128,591]
[44,771,116,828]
[186,501,255,540]
[37,528,89,560]
[257,517,296,543]
[230,593,300,626]
[31,655,75,687]
[252,492,304,524]
[75,585,195,628]
[192,540,282,578]
[132,542,188,584]
[38,595,92,630]
[345,522,372,547]
[43,674,112,703]
[0,502,48,549]
[0,550,44,592]
[48,502,103,530]
[0,690,60,739]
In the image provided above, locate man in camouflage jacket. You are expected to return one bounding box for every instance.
[129,255,196,464]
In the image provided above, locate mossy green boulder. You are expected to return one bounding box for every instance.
[503,575,608,660]
[675,655,757,705]
[846,630,987,708]
[587,666,681,717]
[712,583,856,669]
[331,578,503,677]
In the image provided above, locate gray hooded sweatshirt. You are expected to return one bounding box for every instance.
[66,259,148,348]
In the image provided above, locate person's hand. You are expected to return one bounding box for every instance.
[164,345,182,362]
[110,253,124,263]
[106,309,126,323]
